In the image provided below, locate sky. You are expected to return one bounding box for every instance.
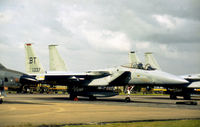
[0,0,199,75]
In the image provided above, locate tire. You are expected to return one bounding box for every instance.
[183,94,191,100]
[89,96,96,101]
[125,97,131,103]
[69,94,77,100]
[0,98,3,104]
[170,94,177,99]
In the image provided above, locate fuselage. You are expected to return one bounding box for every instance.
[25,65,189,88]
[0,68,24,88]
[99,66,189,87]
[0,64,36,89]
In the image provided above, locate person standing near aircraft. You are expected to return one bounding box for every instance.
[127,86,134,96]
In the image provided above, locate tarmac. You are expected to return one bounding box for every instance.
[0,94,200,126]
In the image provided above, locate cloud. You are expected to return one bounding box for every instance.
[0,0,199,74]
[153,14,178,29]
[83,30,131,52]
[135,41,150,50]
[0,11,13,24]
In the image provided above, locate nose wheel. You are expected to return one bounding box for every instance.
[125,97,131,102]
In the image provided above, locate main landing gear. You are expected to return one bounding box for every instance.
[169,89,192,100]
[0,98,3,104]
[69,94,97,101]
[89,96,96,101]
[69,94,78,101]
[170,93,177,100]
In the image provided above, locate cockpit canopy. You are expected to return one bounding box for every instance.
[121,62,156,70]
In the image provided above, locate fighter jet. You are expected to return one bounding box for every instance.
[24,43,192,101]
[0,63,36,103]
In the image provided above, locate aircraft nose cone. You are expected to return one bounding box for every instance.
[166,75,189,85]
[153,71,189,85]
[171,77,189,84]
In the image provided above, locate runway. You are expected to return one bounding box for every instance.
[0,94,200,126]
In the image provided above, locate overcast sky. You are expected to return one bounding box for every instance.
[0,0,199,75]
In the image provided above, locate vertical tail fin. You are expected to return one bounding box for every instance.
[129,51,141,65]
[25,43,45,74]
[48,45,67,71]
[145,52,161,70]
[129,51,143,68]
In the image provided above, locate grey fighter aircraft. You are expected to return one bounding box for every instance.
[25,43,194,101]
[0,63,36,103]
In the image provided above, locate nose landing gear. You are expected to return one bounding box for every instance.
[125,97,131,102]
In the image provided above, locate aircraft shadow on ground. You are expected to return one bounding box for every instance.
[4,101,50,105]
[34,96,175,105]
[143,97,179,100]
[132,100,172,105]
[142,96,200,101]
[35,97,125,102]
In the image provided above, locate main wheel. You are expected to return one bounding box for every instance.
[89,96,96,101]
[170,94,177,99]
[69,94,77,100]
[125,97,131,102]
[183,94,191,100]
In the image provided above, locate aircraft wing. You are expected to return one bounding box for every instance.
[180,74,200,82]
[39,70,131,87]
[187,81,200,88]
[41,71,111,85]
[20,75,38,83]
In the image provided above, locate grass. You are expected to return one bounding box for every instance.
[62,120,200,127]
[7,120,200,127]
